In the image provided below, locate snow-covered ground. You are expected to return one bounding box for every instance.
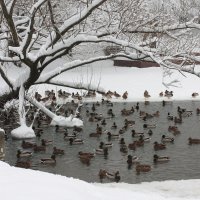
[1,160,200,200]
[2,59,200,199]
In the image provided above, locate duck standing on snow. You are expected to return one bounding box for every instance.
[122,91,128,100]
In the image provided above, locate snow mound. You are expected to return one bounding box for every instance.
[50,115,83,127]
[11,125,36,139]
[0,128,5,133]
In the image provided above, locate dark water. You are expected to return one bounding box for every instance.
[4,100,200,183]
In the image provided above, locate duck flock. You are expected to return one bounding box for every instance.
[2,89,200,183]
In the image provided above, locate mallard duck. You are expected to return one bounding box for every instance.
[33,145,46,152]
[144,90,151,98]
[161,135,174,143]
[136,164,151,173]
[64,132,77,140]
[69,138,84,145]
[154,141,166,151]
[131,130,144,138]
[188,137,200,145]
[15,161,31,169]
[78,151,95,158]
[21,140,35,149]
[41,154,56,164]
[153,154,170,163]
[16,150,32,158]
[41,139,53,146]
[143,124,156,129]
[53,147,64,155]
[55,125,67,133]
[122,91,128,100]
[107,132,119,140]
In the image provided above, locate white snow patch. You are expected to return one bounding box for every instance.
[50,115,83,127]
[11,125,35,139]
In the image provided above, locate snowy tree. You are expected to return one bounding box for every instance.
[1,0,200,138]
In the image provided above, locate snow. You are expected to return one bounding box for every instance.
[1,160,200,200]
[11,125,35,139]
[50,115,83,127]
[0,128,5,133]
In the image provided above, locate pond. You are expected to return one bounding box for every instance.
[3,100,200,184]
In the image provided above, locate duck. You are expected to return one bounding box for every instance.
[142,136,151,142]
[107,108,113,115]
[16,150,32,158]
[154,141,166,151]
[124,119,135,126]
[37,120,49,128]
[107,132,119,140]
[41,139,53,146]
[196,108,200,115]
[95,147,108,156]
[91,103,96,112]
[165,90,173,97]
[167,113,174,120]
[73,126,83,132]
[119,138,126,145]
[135,102,139,111]
[153,111,160,117]
[122,91,128,100]
[188,137,200,145]
[159,92,164,97]
[33,144,46,152]
[78,151,95,158]
[111,122,117,129]
[79,155,91,165]
[128,142,136,150]
[177,106,186,114]
[192,92,199,97]
[95,101,100,106]
[98,169,120,183]
[36,130,43,138]
[120,144,128,154]
[119,128,126,134]
[133,139,144,147]
[153,154,170,163]
[144,90,151,98]
[147,129,153,136]
[104,142,113,148]
[64,132,77,140]
[15,161,31,169]
[89,132,102,137]
[135,163,151,173]
[131,130,144,138]
[21,140,35,149]
[53,147,64,155]
[127,155,139,168]
[69,138,84,145]
[143,123,156,129]
[161,135,174,143]
[168,126,181,135]
[174,116,182,124]
[114,91,121,98]
[101,119,107,126]
[41,154,56,164]
[55,125,67,133]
